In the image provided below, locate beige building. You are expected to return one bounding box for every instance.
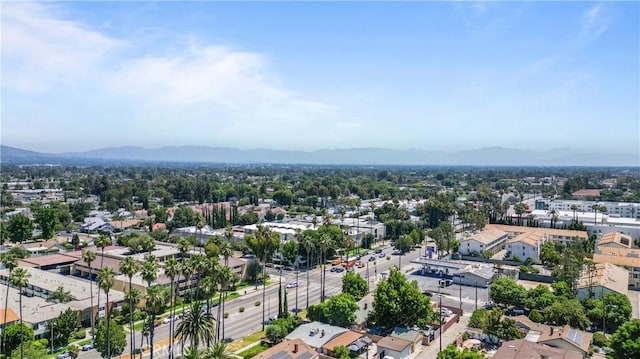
[505,232,547,263]
[485,224,588,243]
[576,262,629,301]
[598,232,632,249]
[459,229,509,256]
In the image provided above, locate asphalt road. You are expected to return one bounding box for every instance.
[80,246,423,359]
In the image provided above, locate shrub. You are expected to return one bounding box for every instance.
[239,307,245,313]
[74,328,86,339]
[255,300,261,306]
[592,332,609,347]
[224,312,229,319]
[386,256,390,260]
[528,310,544,323]
[519,265,529,273]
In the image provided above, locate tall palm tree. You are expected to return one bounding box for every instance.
[190,253,208,299]
[1,253,17,354]
[245,226,279,330]
[301,234,314,309]
[218,241,233,266]
[81,250,97,341]
[177,238,192,259]
[215,265,233,342]
[46,286,74,303]
[141,256,159,357]
[200,342,234,359]
[164,258,181,359]
[97,267,115,358]
[120,257,141,358]
[570,204,578,222]
[175,301,215,352]
[146,285,167,359]
[94,234,110,331]
[318,234,332,302]
[9,267,30,359]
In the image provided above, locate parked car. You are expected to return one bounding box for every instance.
[439,279,453,287]
[356,262,365,268]
[378,253,385,258]
[162,316,173,324]
[81,342,94,351]
[368,256,376,262]
[422,291,433,297]
[335,267,345,273]
[451,253,462,260]
[374,249,383,254]
[440,308,453,316]
[58,351,71,359]
[286,281,298,288]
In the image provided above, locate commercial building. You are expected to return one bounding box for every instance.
[535,199,640,219]
[452,264,494,287]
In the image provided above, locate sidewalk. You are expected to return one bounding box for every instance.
[415,313,471,359]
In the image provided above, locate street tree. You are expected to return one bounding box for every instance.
[307,293,359,327]
[489,277,527,307]
[370,267,435,330]
[609,319,640,359]
[6,214,33,244]
[94,318,126,358]
[34,206,59,239]
[342,271,368,300]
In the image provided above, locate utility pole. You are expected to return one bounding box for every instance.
[475,281,478,311]
[439,286,442,353]
[366,260,370,292]
[295,264,299,314]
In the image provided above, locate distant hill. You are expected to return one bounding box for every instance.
[1,145,638,166]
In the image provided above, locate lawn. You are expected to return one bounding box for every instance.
[238,343,269,359]
[228,330,265,352]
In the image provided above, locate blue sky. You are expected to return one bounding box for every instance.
[2,1,638,154]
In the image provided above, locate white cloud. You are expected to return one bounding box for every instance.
[582,3,608,39]
[1,2,338,150]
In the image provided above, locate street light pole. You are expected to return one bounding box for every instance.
[438,286,442,353]
[475,281,478,311]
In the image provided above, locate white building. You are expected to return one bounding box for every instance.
[535,199,640,219]
[460,229,509,256]
[505,233,546,263]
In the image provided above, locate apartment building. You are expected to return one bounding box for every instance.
[459,229,509,256]
[535,199,640,219]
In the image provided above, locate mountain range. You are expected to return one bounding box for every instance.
[1,145,638,166]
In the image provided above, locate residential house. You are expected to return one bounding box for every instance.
[285,322,348,351]
[493,339,581,359]
[512,316,592,359]
[322,330,368,356]
[459,229,508,256]
[80,217,114,233]
[253,339,319,359]
[390,327,422,353]
[376,336,413,359]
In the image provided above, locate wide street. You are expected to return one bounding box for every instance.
[79,245,426,358]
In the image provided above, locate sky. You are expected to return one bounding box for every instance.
[1,1,639,154]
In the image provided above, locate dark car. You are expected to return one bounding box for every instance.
[368,256,376,262]
[374,248,383,254]
[422,291,433,297]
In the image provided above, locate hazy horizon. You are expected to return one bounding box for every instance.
[2,2,639,154]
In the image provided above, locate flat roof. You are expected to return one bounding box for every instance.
[286,322,348,349]
[485,224,587,239]
[20,253,79,267]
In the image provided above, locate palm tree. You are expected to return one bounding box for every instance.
[164,258,181,359]
[218,241,233,266]
[175,301,215,352]
[141,255,159,357]
[190,253,208,299]
[245,226,279,330]
[570,204,578,222]
[120,256,141,358]
[318,234,332,302]
[215,265,233,342]
[9,267,30,359]
[97,267,115,358]
[146,285,167,359]
[47,286,74,303]
[301,234,314,309]
[81,250,97,342]
[196,213,206,252]
[1,253,17,354]
[200,342,234,359]
[177,238,192,259]
[94,234,110,331]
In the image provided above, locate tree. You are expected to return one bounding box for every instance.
[146,285,165,359]
[307,293,358,327]
[164,257,180,358]
[265,324,285,344]
[489,277,527,307]
[539,242,560,266]
[47,286,74,303]
[6,214,33,244]
[9,341,46,359]
[342,271,368,300]
[370,267,435,330]
[1,253,18,354]
[543,299,590,329]
[3,323,34,356]
[82,250,97,342]
[175,301,215,351]
[68,344,81,359]
[610,319,640,359]
[200,342,235,359]
[94,318,126,358]
[437,344,485,359]
[245,226,280,328]
[333,345,352,359]
[97,267,115,358]
[525,285,556,311]
[9,267,30,359]
[34,206,59,239]
[282,240,298,265]
[47,308,78,348]
[119,256,141,356]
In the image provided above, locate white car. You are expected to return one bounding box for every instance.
[162,316,175,324]
[286,282,298,289]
